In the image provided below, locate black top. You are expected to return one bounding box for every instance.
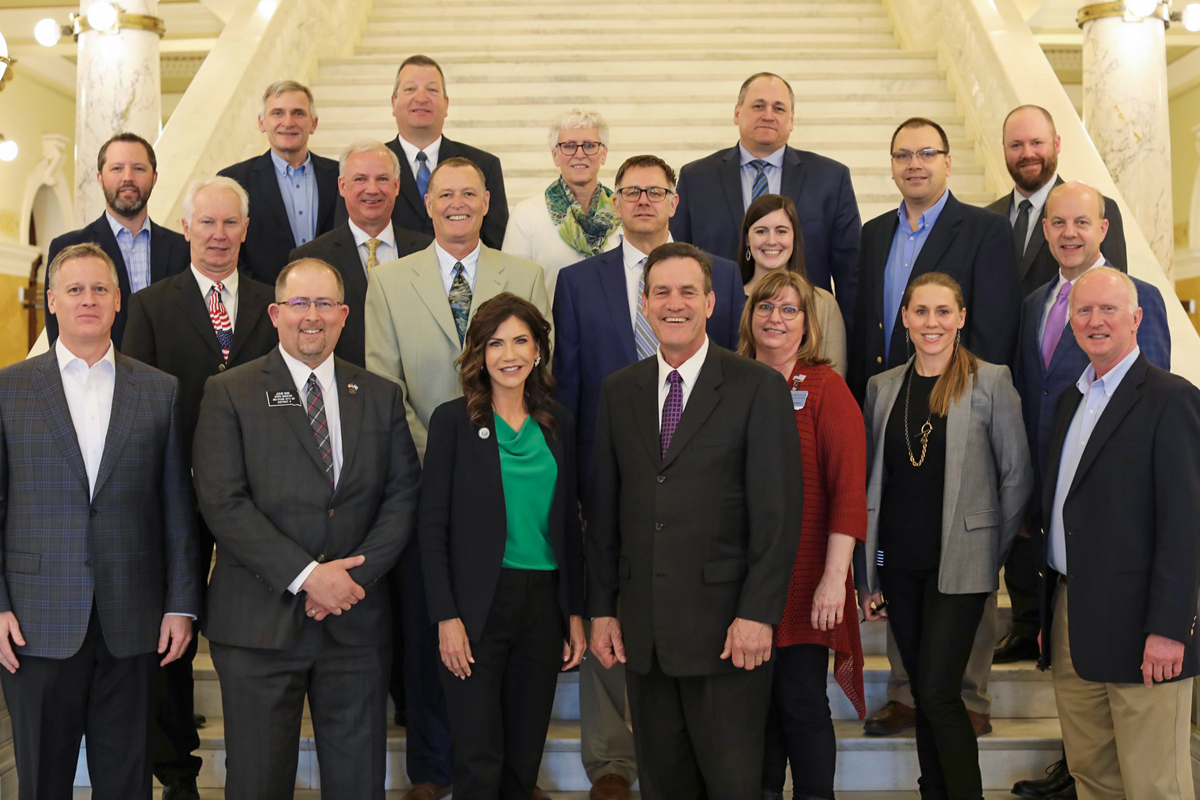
[879,368,946,571]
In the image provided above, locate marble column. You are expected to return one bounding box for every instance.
[1081,11,1174,279]
[74,0,162,226]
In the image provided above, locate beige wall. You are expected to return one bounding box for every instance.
[0,74,75,246]
[1171,83,1200,249]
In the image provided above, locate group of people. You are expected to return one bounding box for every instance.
[0,53,1196,800]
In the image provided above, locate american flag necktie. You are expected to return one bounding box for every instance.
[208,283,233,362]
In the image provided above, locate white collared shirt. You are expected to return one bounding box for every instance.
[1010,174,1058,255]
[190,265,239,333]
[434,241,481,296]
[347,219,397,277]
[1039,254,1106,341]
[56,338,116,499]
[395,134,444,185]
[656,335,710,426]
[621,234,673,328]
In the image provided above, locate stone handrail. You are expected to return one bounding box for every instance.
[882,0,1200,385]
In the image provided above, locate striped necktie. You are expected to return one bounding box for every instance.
[365,238,381,273]
[634,265,659,360]
[305,373,334,485]
[448,262,472,346]
[749,159,770,200]
[207,283,233,362]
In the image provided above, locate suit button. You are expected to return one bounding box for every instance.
[218,364,226,372]
[1038,571,1043,577]
[879,322,883,330]
[89,509,98,517]
[657,476,665,483]
[317,554,325,563]
[655,523,663,531]
[1043,390,1049,396]
[876,357,883,364]
[328,509,335,518]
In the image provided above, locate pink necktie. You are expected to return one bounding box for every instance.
[1042,282,1071,368]
[660,370,683,460]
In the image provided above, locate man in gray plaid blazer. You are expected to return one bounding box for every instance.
[0,243,200,800]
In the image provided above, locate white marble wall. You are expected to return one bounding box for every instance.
[1082,15,1175,278]
[74,0,162,226]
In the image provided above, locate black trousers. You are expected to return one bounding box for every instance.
[762,643,836,799]
[441,569,563,800]
[209,621,390,800]
[1001,534,1040,639]
[0,606,155,800]
[627,650,772,800]
[387,560,407,725]
[403,540,454,785]
[881,567,988,800]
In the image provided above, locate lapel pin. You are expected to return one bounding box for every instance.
[479,427,491,440]
[348,383,359,395]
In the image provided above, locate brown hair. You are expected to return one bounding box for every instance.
[429,156,487,192]
[738,194,808,285]
[889,117,950,153]
[614,155,676,189]
[393,54,447,98]
[737,269,829,367]
[456,293,558,435]
[1002,104,1056,139]
[275,258,346,303]
[900,272,979,417]
[47,242,119,292]
[737,72,795,108]
[643,242,712,295]
[97,132,157,173]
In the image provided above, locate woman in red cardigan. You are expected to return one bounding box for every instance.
[739,268,867,800]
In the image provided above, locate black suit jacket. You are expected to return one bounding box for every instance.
[419,398,583,642]
[847,191,1021,400]
[290,223,433,366]
[218,150,343,285]
[46,214,190,348]
[986,175,1128,297]
[1036,353,1200,683]
[586,345,803,677]
[670,143,861,325]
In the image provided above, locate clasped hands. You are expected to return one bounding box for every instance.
[438,615,586,680]
[302,555,367,621]
[589,616,774,671]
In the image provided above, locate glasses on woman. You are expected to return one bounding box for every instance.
[555,141,604,156]
[753,301,802,320]
[615,186,673,203]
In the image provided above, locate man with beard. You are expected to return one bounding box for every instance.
[986,105,1126,300]
[47,133,190,348]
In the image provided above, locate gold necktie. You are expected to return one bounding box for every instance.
[365,238,381,272]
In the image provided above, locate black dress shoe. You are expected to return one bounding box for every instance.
[993,632,1040,664]
[1012,759,1074,798]
[162,777,201,800]
[192,713,206,728]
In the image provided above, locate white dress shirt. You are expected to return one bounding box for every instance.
[190,265,239,332]
[434,241,480,295]
[1010,174,1058,256]
[348,219,397,277]
[279,344,344,594]
[621,234,672,328]
[395,134,443,183]
[57,338,116,499]
[1038,254,1106,342]
[656,335,710,427]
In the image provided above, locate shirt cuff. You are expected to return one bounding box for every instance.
[164,613,197,620]
[288,561,320,595]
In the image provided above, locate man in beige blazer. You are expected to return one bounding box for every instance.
[365,155,549,800]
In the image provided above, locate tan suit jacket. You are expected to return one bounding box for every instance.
[364,242,550,461]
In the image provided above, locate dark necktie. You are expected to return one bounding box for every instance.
[1012,198,1033,259]
[448,262,472,346]
[415,151,431,200]
[660,370,683,460]
[749,159,769,201]
[305,373,333,485]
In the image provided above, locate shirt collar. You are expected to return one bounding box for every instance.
[190,264,239,297]
[738,143,786,169]
[897,188,951,235]
[621,234,673,272]
[105,210,149,238]
[1055,254,1107,293]
[1014,173,1058,215]
[1077,344,1141,399]
[434,240,481,279]
[657,335,710,391]
[277,343,336,395]
[396,134,443,166]
[270,149,312,176]
[55,337,116,374]
[348,219,396,249]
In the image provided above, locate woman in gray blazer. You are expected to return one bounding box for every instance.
[854,272,1031,800]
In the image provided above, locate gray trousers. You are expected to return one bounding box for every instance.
[580,620,638,784]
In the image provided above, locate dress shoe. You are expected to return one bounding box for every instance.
[162,777,200,800]
[1012,759,1074,799]
[402,783,452,800]
[993,632,1040,664]
[590,772,633,800]
[532,787,553,800]
[762,792,784,800]
[863,700,916,735]
[192,713,206,728]
[968,710,992,736]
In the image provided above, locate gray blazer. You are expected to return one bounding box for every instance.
[856,358,1032,595]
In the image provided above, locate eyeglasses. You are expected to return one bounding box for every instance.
[555,141,604,156]
[279,297,342,311]
[890,148,949,163]
[753,301,803,320]
[616,186,674,203]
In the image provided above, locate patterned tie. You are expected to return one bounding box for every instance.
[1042,281,1072,368]
[365,238,381,273]
[634,264,659,360]
[1013,198,1033,259]
[749,159,770,201]
[448,261,472,346]
[415,151,431,200]
[306,373,334,485]
[207,283,233,362]
[660,370,684,460]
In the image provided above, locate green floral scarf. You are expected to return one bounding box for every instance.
[545,176,621,257]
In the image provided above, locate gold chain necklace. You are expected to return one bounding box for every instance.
[904,367,935,467]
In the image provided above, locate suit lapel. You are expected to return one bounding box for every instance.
[32,352,89,491]
[1047,319,1080,375]
[632,361,662,465]
[871,216,899,323]
[780,147,806,212]
[1020,205,1048,280]
[1067,355,1146,496]
[227,274,271,363]
[661,346,723,469]
[718,146,746,239]
[333,359,363,491]
[252,151,292,232]
[314,156,338,230]
[411,250,462,348]
[261,350,332,479]
[332,226,368,317]
[911,193,962,280]
[173,272,223,358]
[148,221,174,282]
[1042,386,1080,519]
[941,371,972,547]
[470,247,508,324]
[92,354,140,498]
[598,250,638,363]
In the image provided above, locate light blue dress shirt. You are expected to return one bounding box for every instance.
[882,190,951,361]
[1047,345,1142,575]
[105,212,152,294]
[738,144,785,211]
[270,150,318,248]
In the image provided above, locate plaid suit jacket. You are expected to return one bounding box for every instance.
[0,350,200,659]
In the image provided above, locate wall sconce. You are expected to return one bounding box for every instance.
[0,135,18,163]
[1077,0,1200,27]
[0,29,14,91]
[34,2,166,47]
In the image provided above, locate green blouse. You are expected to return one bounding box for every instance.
[496,415,558,571]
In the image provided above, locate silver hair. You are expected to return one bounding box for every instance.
[1069,266,1139,315]
[339,140,402,180]
[182,176,250,224]
[547,108,610,150]
[260,80,317,120]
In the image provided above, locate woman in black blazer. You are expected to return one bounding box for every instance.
[420,292,586,800]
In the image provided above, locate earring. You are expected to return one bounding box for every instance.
[746,247,752,262]
[534,356,541,367]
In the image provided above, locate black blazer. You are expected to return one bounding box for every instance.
[1036,353,1200,683]
[290,222,432,366]
[218,150,343,285]
[46,214,190,348]
[121,269,278,464]
[585,345,803,677]
[419,398,583,643]
[986,176,1127,298]
[847,191,1021,400]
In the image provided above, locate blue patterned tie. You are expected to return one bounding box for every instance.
[750,159,770,200]
[415,151,431,200]
[660,370,684,460]
[448,262,472,346]
[634,265,659,361]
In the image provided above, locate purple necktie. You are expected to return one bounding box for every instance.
[660,370,683,460]
[1042,282,1072,368]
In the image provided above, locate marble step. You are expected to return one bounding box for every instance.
[356,33,901,52]
[365,17,896,34]
[368,2,890,18]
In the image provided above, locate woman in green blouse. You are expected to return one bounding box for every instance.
[419,293,586,800]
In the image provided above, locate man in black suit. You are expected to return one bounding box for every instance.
[1037,266,1200,800]
[986,105,1126,300]
[46,132,190,348]
[123,175,278,800]
[219,81,343,285]
[291,140,432,367]
[588,242,802,800]
[380,54,508,250]
[192,258,421,800]
[670,72,860,325]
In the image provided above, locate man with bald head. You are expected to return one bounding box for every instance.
[1035,265,1200,800]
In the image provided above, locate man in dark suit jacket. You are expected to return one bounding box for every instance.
[122,176,278,800]
[587,242,802,800]
[291,140,432,367]
[986,105,1127,299]
[47,132,190,349]
[218,81,343,285]
[0,243,199,800]
[847,117,1020,401]
[192,258,421,800]
[1035,266,1200,800]
[671,72,860,326]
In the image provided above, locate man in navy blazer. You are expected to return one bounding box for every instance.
[46,133,190,349]
[670,73,860,326]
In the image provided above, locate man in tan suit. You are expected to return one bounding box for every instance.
[365,155,549,800]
